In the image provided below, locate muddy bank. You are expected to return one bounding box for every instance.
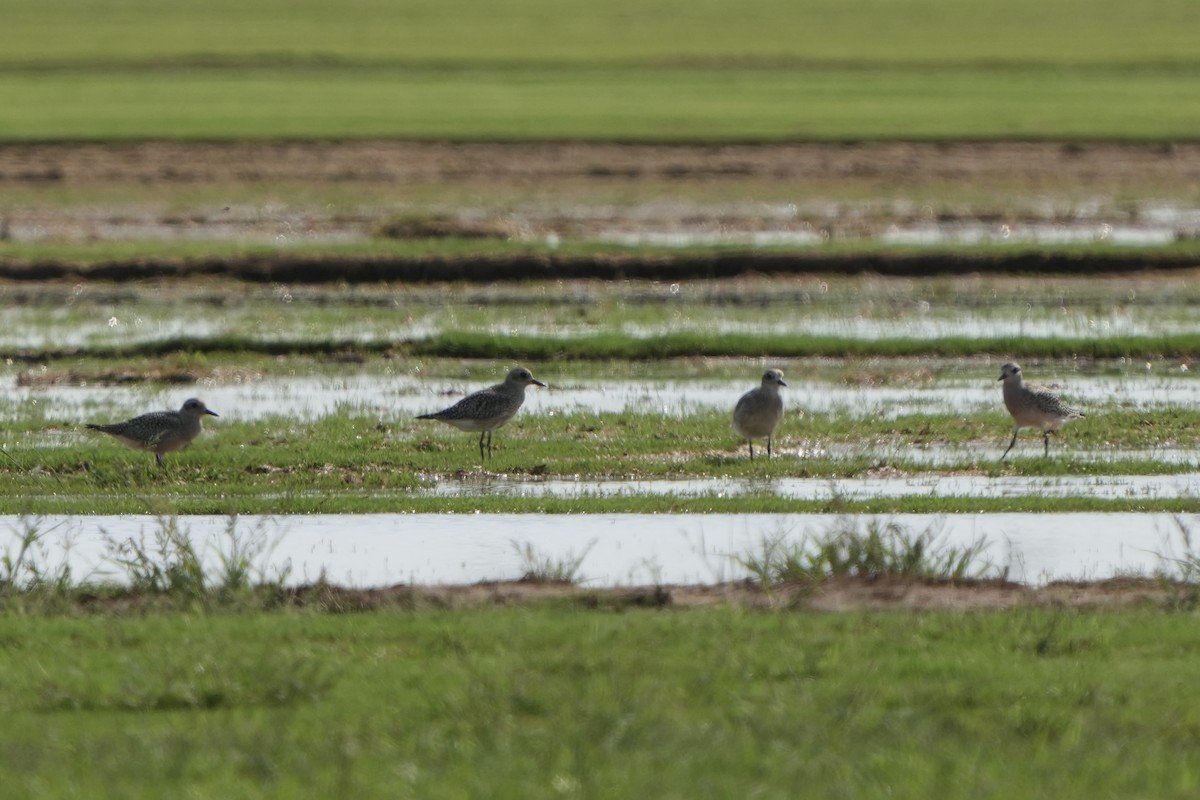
[73,575,1182,614]
[3,249,1200,284]
[3,140,1199,189]
[4,140,1199,281]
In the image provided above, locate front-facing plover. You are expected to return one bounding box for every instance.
[733,368,786,460]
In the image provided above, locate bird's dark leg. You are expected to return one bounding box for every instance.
[767,435,773,458]
[485,430,493,459]
[1043,430,1053,457]
[155,453,165,469]
[748,440,755,461]
[478,431,487,461]
[1000,426,1019,461]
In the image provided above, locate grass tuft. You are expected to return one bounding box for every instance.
[1153,515,1200,611]
[0,515,75,610]
[513,539,597,584]
[740,517,997,591]
[101,515,291,610]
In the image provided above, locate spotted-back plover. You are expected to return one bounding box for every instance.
[998,362,1084,459]
[417,367,546,460]
[86,398,219,468]
[733,368,786,460]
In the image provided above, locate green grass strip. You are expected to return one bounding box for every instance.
[5,609,1200,797]
[3,65,1200,141]
[2,407,1198,514]
[4,0,1200,141]
[8,331,1200,362]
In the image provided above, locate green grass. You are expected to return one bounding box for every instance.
[0,406,1196,514]
[2,0,1200,140]
[4,608,1200,797]
[4,65,1200,141]
[5,0,1198,67]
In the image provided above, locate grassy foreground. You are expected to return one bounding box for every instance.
[2,607,1200,798]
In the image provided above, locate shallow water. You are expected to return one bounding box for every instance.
[878,222,1176,247]
[5,512,1194,588]
[6,371,1199,425]
[597,221,1181,248]
[3,304,1194,350]
[10,204,1193,249]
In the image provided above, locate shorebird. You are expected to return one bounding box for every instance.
[997,362,1084,459]
[86,398,219,468]
[416,366,546,460]
[733,368,786,460]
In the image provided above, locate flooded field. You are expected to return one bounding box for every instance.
[2,141,1199,538]
[6,512,1195,588]
[3,142,1200,253]
[6,206,1192,250]
[4,273,1200,351]
[6,369,1197,424]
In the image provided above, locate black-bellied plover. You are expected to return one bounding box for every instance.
[997,362,1084,459]
[733,368,786,460]
[86,398,219,468]
[416,367,546,460]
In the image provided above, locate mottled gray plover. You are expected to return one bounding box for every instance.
[997,362,1084,459]
[86,398,219,468]
[733,368,786,460]
[416,367,546,460]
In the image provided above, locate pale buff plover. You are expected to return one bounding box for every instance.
[733,368,786,460]
[417,367,546,460]
[86,397,219,468]
[997,362,1084,459]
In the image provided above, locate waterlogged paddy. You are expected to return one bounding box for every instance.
[600,220,1181,249]
[4,272,1200,350]
[6,201,1198,251]
[6,513,1196,588]
[3,273,1198,512]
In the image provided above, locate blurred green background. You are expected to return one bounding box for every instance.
[2,0,1198,140]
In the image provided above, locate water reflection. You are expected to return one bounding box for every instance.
[424,473,1200,501]
[597,222,1180,249]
